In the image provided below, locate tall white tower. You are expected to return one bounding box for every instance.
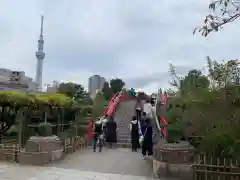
[35,15,45,91]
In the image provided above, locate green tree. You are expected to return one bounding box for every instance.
[57,82,92,105]
[167,60,240,156]
[181,69,210,95]
[110,78,125,94]
[194,0,240,36]
[92,92,107,119]
[102,82,112,100]
[169,64,210,96]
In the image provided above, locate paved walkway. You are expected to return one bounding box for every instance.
[0,163,152,180]
[0,147,156,180]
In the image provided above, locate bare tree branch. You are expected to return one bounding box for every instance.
[194,0,240,37]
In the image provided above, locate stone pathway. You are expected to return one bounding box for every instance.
[0,163,152,180]
[0,148,156,179]
[50,147,154,177]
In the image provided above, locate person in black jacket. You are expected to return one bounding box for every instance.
[141,116,153,158]
[106,117,117,148]
[130,116,140,152]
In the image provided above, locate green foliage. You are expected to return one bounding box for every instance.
[166,123,184,143]
[0,90,74,108]
[102,82,112,100]
[110,78,125,94]
[101,78,125,101]
[92,92,107,119]
[0,90,90,139]
[57,82,92,105]
[167,59,240,158]
[0,91,32,107]
[38,123,52,136]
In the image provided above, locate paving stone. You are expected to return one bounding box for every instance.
[50,148,153,177]
[0,147,156,180]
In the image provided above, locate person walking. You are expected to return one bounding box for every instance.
[92,119,103,152]
[143,99,153,119]
[102,115,108,146]
[135,99,143,121]
[141,117,153,159]
[87,119,93,146]
[130,116,140,152]
[106,117,117,148]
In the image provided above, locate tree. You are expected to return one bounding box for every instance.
[168,63,182,89]
[206,56,240,89]
[181,69,210,95]
[194,0,240,36]
[92,92,107,119]
[0,91,75,143]
[166,60,240,157]
[57,82,92,105]
[110,78,125,94]
[169,64,210,96]
[102,82,112,100]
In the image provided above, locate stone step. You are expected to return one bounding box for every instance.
[116,143,131,148]
[118,136,130,139]
[117,140,131,143]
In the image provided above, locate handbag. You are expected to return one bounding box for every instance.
[139,126,148,145]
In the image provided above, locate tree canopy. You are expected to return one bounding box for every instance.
[110,78,125,94]
[102,82,113,100]
[91,92,107,119]
[102,78,125,100]
[57,82,92,105]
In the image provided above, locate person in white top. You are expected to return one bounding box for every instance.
[143,99,152,118]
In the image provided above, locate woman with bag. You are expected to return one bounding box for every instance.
[130,116,140,152]
[140,116,153,159]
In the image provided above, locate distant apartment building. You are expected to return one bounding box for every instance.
[88,75,106,99]
[0,68,37,92]
[46,80,60,93]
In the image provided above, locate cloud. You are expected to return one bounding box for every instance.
[0,0,240,93]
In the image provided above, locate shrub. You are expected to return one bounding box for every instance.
[37,123,52,136]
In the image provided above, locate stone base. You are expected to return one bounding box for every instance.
[25,136,62,152]
[19,136,64,165]
[19,148,64,165]
[152,159,193,180]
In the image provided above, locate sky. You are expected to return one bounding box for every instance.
[0,0,240,94]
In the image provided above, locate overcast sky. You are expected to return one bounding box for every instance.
[0,0,240,94]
